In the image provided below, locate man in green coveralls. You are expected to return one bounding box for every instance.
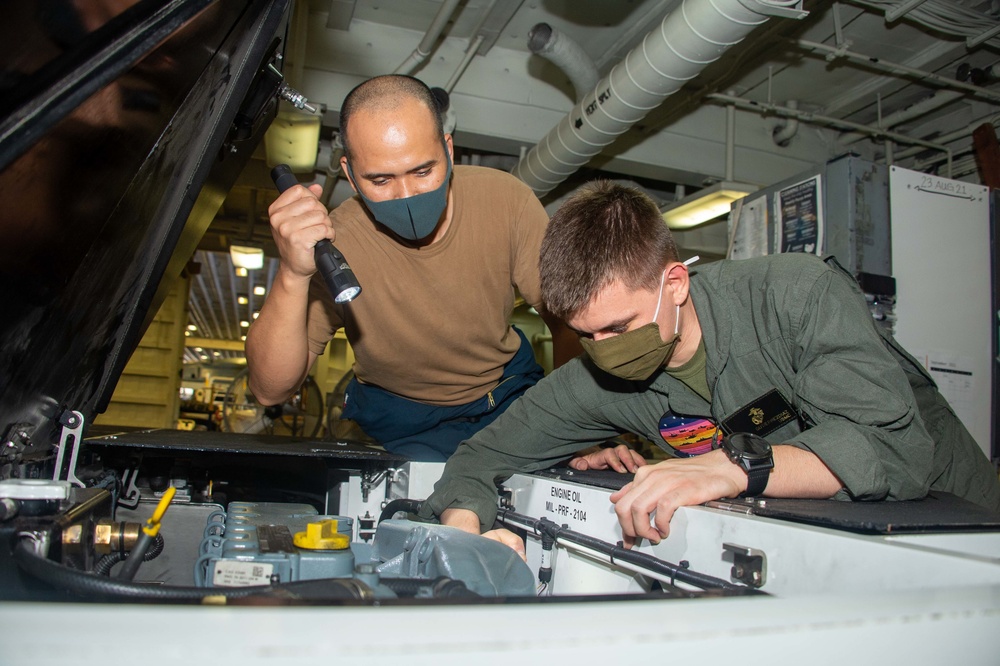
[420,180,1000,552]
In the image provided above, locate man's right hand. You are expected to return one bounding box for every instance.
[569,444,646,473]
[245,182,328,406]
[440,507,526,560]
[266,182,334,279]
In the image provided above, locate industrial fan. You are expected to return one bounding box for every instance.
[221,369,324,437]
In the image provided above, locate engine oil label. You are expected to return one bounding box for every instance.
[213,560,274,587]
[520,478,618,539]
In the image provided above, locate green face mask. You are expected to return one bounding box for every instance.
[579,272,680,381]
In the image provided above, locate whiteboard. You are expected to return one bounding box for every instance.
[889,167,992,457]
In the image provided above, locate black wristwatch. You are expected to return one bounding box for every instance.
[719,432,774,498]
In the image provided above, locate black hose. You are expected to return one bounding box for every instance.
[93,534,165,576]
[13,540,369,602]
[146,533,165,559]
[378,498,424,524]
[497,509,751,593]
[378,576,480,599]
[93,552,124,577]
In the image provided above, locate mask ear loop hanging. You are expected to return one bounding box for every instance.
[673,256,699,336]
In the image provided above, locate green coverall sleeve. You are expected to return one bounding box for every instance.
[786,267,934,501]
[419,359,622,532]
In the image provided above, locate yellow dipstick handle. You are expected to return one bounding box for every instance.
[142,486,177,537]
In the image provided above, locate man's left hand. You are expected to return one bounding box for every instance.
[609,450,743,548]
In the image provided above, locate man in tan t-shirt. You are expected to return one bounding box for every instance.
[246,74,577,460]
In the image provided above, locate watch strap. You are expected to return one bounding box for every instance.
[740,464,771,498]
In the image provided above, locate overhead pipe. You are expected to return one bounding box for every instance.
[394,0,462,75]
[895,112,1000,160]
[445,35,485,93]
[772,99,799,146]
[707,92,953,176]
[839,90,962,146]
[796,39,1000,105]
[527,23,600,102]
[512,0,807,197]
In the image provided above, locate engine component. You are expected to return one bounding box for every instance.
[200,502,357,587]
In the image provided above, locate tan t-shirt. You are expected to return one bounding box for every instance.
[306,165,548,406]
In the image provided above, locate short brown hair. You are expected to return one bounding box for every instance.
[339,75,443,159]
[540,181,679,319]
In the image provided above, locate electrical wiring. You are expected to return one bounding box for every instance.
[848,0,1000,48]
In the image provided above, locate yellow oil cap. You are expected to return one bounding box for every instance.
[293,519,351,550]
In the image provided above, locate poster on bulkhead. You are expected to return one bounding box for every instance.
[777,175,823,255]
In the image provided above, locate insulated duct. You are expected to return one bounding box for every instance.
[512,0,806,196]
[528,23,600,102]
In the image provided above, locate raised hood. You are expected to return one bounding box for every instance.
[0,0,290,461]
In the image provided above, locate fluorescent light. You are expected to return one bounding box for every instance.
[253,285,266,296]
[660,181,758,230]
[230,245,264,270]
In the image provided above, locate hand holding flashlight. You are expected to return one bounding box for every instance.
[270,164,361,304]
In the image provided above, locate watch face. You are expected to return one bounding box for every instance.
[728,433,771,459]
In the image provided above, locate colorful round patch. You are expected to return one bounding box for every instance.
[659,413,718,457]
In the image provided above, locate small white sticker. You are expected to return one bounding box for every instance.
[212,560,274,587]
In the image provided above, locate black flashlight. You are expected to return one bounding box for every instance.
[270,164,361,304]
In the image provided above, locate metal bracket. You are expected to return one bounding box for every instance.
[1,423,31,465]
[118,467,142,510]
[360,468,389,503]
[723,542,767,588]
[737,0,808,20]
[51,410,85,488]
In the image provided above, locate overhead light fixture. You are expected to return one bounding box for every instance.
[235,267,249,277]
[660,181,758,230]
[253,285,266,296]
[237,295,249,305]
[240,320,250,328]
[187,324,198,332]
[230,244,264,270]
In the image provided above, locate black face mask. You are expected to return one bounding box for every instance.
[347,150,452,241]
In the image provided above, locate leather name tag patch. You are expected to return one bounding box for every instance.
[721,389,797,437]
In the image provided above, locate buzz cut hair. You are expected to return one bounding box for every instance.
[339,75,444,159]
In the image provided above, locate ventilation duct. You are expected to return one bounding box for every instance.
[528,23,600,102]
[512,0,807,197]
